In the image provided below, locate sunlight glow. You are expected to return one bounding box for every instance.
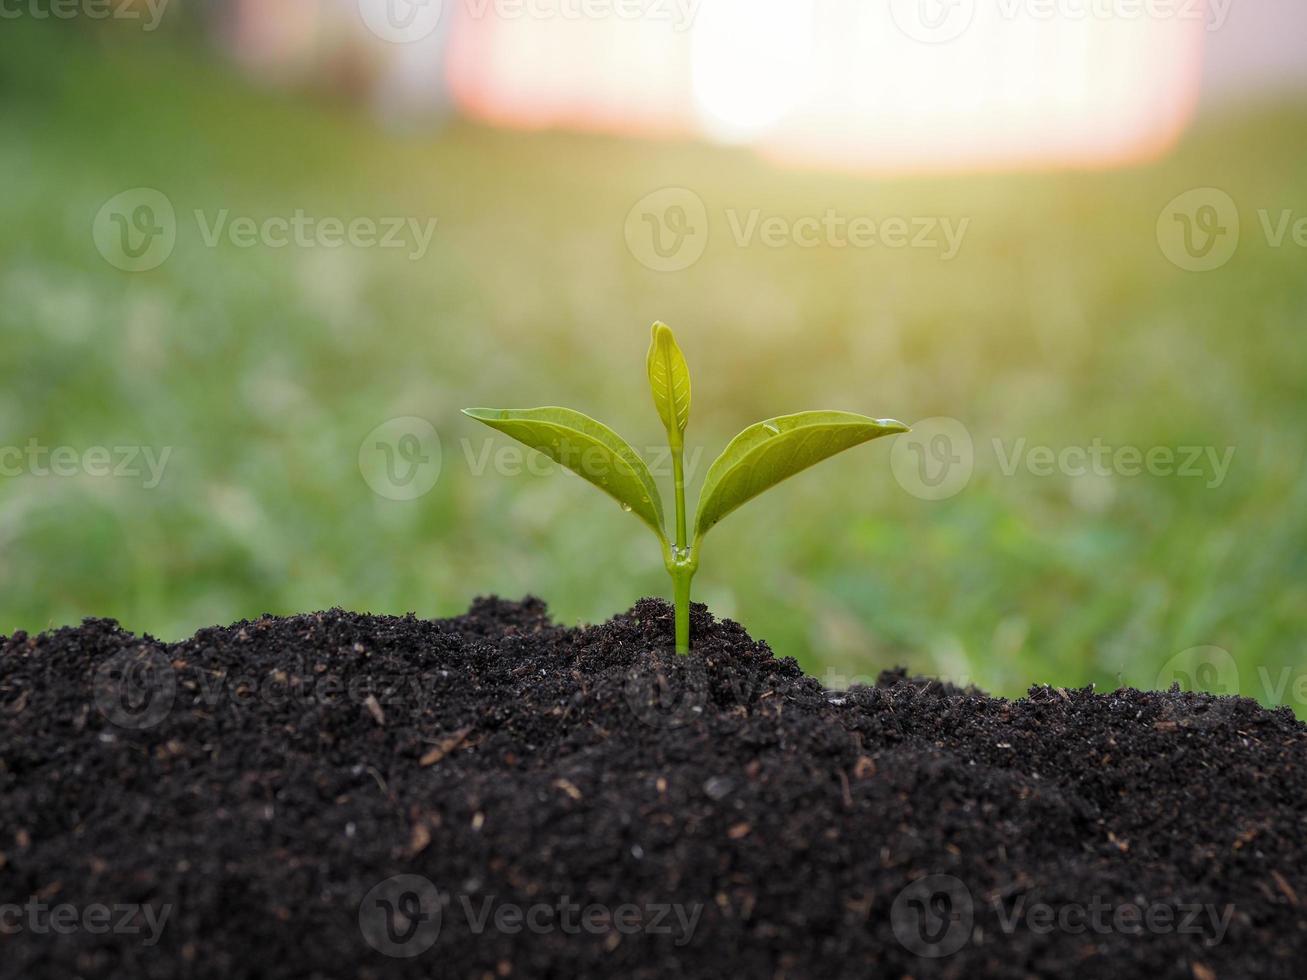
[690,0,814,143]
[446,3,694,135]
[445,0,1207,172]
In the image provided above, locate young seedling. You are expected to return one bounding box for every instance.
[463,323,907,654]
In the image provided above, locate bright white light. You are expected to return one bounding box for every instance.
[442,0,1205,172]
[690,0,815,143]
[749,1,1205,171]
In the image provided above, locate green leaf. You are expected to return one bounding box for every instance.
[646,322,691,446]
[693,411,908,542]
[461,407,666,541]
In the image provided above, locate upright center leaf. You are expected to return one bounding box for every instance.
[647,322,691,448]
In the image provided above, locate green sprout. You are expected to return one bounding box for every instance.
[463,323,907,653]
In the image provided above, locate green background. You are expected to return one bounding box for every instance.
[2,21,1304,713]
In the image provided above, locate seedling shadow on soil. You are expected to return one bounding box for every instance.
[2,597,1304,979]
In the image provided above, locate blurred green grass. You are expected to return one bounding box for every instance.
[2,22,1304,712]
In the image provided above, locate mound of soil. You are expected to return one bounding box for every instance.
[1,598,1304,979]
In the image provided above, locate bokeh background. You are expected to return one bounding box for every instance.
[2,0,1304,711]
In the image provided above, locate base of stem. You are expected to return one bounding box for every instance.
[672,568,694,654]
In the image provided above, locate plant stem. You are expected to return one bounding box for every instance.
[672,446,687,551]
[670,444,694,654]
[672,564,693,654]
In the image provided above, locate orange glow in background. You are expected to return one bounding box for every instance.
[445,0,1207,173]
[447,6,697,137]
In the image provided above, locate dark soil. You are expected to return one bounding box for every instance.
[1,598,1304,979]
